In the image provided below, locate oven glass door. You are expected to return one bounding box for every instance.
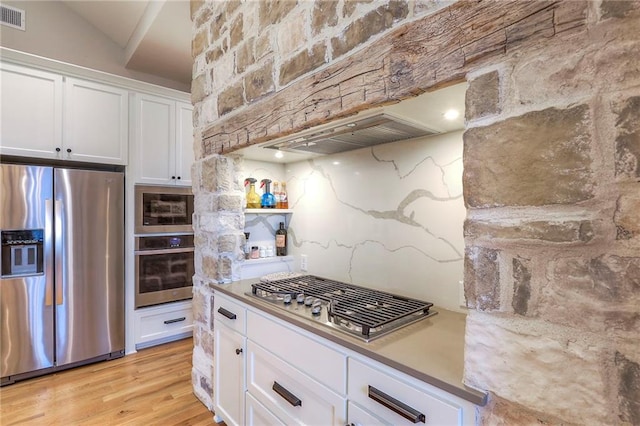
[135,249,194,308]
[135,185,194,234]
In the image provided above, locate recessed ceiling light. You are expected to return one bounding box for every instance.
[274,151,284,159]
[443,109,460,120]
[332,161,340,165]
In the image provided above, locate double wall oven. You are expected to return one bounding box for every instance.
[134,185,194,308]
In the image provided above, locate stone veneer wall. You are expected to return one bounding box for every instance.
[189,0,640,423]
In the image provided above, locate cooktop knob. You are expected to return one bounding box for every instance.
[311,300,322,316]
[304,296,313,306]
[283,294,292,304]
[296,293,305,304]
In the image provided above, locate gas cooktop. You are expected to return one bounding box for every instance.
[246,275,437,342]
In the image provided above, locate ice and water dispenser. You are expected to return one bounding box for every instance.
[0,230,44,278]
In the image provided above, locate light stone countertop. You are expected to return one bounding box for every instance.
[214,279,488,406]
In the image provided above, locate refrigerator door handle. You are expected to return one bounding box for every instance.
[45,199,54,306]
[54,199,64,306]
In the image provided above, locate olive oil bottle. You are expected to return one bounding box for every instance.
[280,182,288,209]
[244,178,261,209]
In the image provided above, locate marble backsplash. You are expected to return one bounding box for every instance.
[240,130,465,311]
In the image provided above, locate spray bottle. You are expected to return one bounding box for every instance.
[260,178,276,208]
[244,178,261,209]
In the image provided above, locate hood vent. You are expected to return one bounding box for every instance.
[1,5,25,31]
[263,112,438,156]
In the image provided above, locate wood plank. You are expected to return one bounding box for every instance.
[0,338,216,425]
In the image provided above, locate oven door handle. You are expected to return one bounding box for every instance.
[368,385,426,423]
[135,247,195,255]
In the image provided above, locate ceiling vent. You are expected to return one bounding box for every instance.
[1,4,25,31]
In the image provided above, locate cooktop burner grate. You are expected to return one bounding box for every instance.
[250,275,435,340]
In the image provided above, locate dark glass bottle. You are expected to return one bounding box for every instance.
[275,222,287,256]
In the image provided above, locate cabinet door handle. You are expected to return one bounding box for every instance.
[217,307,237,320]
[177,176,181,180]
[164,317,186,324]
[55,147,61,152]
[235,348,243,355]
[171,176,176,180]
[66,148,72,153]
[272,381,302,407]
[368,385,425,423]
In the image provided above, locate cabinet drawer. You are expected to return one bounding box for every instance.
[214,293,246,334]
[246,392,286,426]
[247,310,346,393]
[348,401,387,426]
[348,358,465,426]
[137,304,193,345]
[246,341,346,426]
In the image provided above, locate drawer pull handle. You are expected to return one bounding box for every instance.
[217,307,237,320]
[272,381,302,407]
[368,385,425,423]
[164,317,186,324]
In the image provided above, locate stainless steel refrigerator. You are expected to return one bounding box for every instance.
[0,164,125,385]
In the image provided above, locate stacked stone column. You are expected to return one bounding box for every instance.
[462,4,640,423]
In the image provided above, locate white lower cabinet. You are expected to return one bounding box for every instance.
[214,321,246,426]
[347,401,388,426]
[213,291,477,426]
[246,341,346,425]
[246,392,286,426]
[213,294,247,426]
[348,358,475,425]
[134,300,193,349]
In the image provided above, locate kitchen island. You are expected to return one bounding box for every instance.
[212,278,487,426]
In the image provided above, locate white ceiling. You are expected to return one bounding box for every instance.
[62,0,193,86]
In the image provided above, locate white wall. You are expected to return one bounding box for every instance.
[0,1,188,92]
[240,131,466,312]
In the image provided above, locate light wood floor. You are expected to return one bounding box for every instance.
[0,338,216,425]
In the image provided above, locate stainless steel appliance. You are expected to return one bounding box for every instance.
[134,185,194,234]
[0,164,125,385]
[134,234,194,308]
[247,275,436,342]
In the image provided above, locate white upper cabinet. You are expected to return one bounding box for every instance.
[63,78,128,164]
[176,101,194,186]
[0,63,63,158]
[0,63,128,165]
[133,93,193,187]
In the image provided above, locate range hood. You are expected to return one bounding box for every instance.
[262,110,440,156]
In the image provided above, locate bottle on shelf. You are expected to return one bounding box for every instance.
[280,182,288,209]
[260,179,276,208]
[245,178,261,209]
[244,232,251,259]
[250,246,260,259]
[273,181,281,209]
[275,222,287,256]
